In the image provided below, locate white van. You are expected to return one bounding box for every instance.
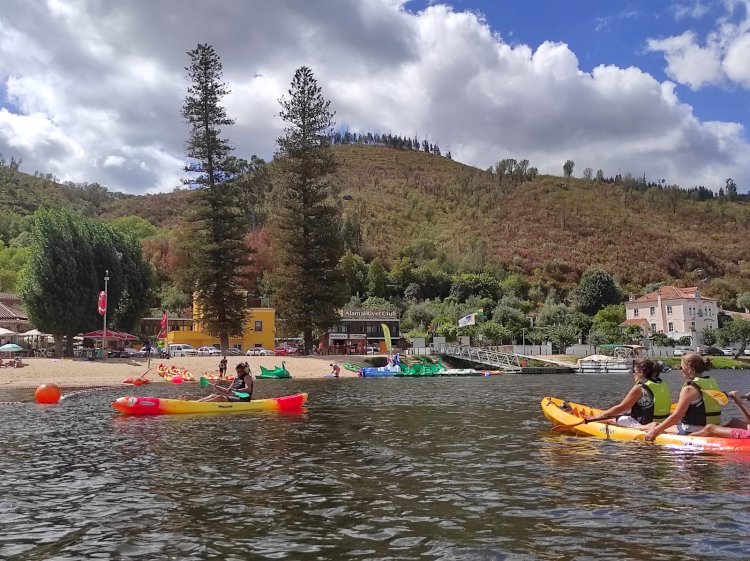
[168,344,198,357]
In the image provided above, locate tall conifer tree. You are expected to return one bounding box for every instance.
[181,43,250,350]
[270,66,346,353]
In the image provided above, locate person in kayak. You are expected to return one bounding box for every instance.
[645,353,723,441]
[584,358,671,427]
[689,391,750,439]
[199,363,253,402]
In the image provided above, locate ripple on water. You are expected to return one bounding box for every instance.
[1,375,750,559]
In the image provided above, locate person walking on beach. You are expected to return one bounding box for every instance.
[219,355,227,380]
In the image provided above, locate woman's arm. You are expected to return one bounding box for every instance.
[645,385,698,441]
[730,391,750,422]
[587,386,642,421]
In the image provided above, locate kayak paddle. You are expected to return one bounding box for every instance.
[199,376,249,399]
[702,389,729,406]
[551,414,618,432]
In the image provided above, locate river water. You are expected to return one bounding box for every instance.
[1,371,750,560]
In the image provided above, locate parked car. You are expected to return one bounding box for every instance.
[112,347,140,359]
[366,346,379,355]
[721,347,738,356]
[697,346,724,356]
[246,347,274,356]
[224,348,243,356]
[673,347,690,356]
[273,345,301,356]
[197,346,221,356]
[168,343,199,357]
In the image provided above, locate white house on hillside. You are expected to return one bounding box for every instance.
[622,286,718,344]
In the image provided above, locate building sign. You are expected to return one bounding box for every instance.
[329,333,348,340]
[341,309,399,321]
[349,333,367,340]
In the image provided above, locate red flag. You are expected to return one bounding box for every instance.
[97,291,107,316]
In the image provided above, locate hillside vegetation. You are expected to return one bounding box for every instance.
[2,145,750,299]
[332,145,750,293]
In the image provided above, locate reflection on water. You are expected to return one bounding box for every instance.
[1,373,750,559]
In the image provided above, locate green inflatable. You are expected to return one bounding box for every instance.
[256,361,291,379]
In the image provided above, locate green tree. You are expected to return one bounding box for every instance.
[269,66,347,353]
[341,214,362,254]
[236,155,271,230]
[736,292,750,312]
[181,43,250,351]
[700,326,718,347]
[111,216,159,240]
[480,320,511,344]
[718,318,750,357]
[19,209,148,356]
[563,159,575,178]
[367,257,387,297]
[339,250,367,297]
[573,268,623,315]
[543,324,579,352]
[158,282,192,314]
[593,304,625,326]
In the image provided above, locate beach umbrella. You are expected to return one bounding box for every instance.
[19,329,49,337]
[0,343,23,353]
[0,327,16,337]
[82,329,126,339]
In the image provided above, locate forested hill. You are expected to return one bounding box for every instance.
[1,145,749,295]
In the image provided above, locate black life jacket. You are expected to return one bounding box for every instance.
[629,379,671,424]
[231,372,252,401]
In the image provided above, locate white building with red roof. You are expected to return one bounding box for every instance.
[622,286,718,343]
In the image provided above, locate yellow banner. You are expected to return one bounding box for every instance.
[381,323,392,353]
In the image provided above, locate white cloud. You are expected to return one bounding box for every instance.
[0,0,747,195]
[673,1,711,20]
[648,0,750,89]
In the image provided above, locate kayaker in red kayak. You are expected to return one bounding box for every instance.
[645,353,723,441]
[199,363,253,402]
[584,358,671,427]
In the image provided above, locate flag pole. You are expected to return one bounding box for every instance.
[102,270,109,361]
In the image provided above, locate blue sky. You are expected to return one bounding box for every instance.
[414,0,749,130]
[0,0,748,193]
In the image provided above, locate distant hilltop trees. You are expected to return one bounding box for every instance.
[329,130,449,159]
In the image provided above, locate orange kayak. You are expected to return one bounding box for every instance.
[113,393,308,415]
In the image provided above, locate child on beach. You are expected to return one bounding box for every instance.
[219,356,227,379]
[326,363,340,378]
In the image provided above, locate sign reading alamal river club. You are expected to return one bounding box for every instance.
[341,309,399,321]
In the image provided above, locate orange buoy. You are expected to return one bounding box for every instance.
[35,383,61,404]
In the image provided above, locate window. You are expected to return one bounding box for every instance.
[668,322,674,332]
[633,309,639,317]
[254,320,263,332]
[650,307,655,316]
[667,305,673,314]
[691,321,695,329]
[651,323,656,332]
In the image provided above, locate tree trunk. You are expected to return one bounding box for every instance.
[304,328,313,355]
[65,335,75,358]
[54,334,64,358]
[220,333,229,352]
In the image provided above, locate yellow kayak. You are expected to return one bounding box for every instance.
[541,396,750,453]
[113,393,308,415]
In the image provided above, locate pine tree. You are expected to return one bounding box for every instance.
[270,66,347,353]
[181,43,250,351]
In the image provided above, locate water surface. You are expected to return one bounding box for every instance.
[1,371,750,560]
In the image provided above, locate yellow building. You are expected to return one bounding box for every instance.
[168,306,276,352]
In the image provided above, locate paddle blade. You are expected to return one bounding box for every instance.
[552,420,585,432]
[199,376,210,389]
[704,389,729,406]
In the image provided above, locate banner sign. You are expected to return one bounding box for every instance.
[341,309,399,321]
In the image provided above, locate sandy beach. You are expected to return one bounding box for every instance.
[0,354,367,389]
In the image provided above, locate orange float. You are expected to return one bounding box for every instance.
[35,383,61,404]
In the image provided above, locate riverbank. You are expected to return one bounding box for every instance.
[0,355,365,388]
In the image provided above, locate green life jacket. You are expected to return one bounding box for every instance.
[630,379,671,424]
[683,376,722,425]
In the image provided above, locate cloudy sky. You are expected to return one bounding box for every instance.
[0,0,749,194]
